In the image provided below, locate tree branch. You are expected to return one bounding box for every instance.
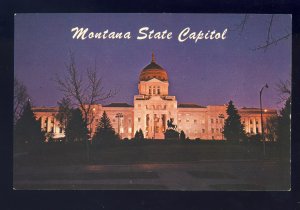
[56,52,117,126]
[251,33,291,51]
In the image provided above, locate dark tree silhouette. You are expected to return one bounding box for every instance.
[134,129,145,141]
[134,131,139,140]
[180,130,186,141]
[276,80,290,157]
[14,100,45,146]
[93,111,118,144]
[223,100,246,142]
[265,115,279,142]
[277,97,290,155]
[55,97,72,141]
[65,108,88,142]
[14,77,29,125]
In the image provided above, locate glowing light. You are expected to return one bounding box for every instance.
[264,109,267,112]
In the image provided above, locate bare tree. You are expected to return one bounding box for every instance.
[229,14,249,35]
[14,77,29,124]
[252,15,291,51]
[232,14,291,51]
[56,52,116,127]
[276,79,291,104]
[56,52,117,161]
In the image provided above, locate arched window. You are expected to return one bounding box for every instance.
[153,86,156,94]
[157,86,160,94]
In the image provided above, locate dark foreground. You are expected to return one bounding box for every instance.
[14,141,290,190]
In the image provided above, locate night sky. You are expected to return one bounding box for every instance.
[14,14,291,110]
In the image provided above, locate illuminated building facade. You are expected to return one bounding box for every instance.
[33,53,277,140]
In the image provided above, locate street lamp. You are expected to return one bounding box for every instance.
[116,113,124,138]
[260,83,268,156]
[218,114,225,140]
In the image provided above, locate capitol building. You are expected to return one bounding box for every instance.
[33,53,277,140]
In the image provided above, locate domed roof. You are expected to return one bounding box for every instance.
[139,53,168,82]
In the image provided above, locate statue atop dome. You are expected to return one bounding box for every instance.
[151,52,155,63]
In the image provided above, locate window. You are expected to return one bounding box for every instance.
[120,127,124,134]
[138,104,141,108]
[51,127,54,133]
[250,119,253,124]
[202,129,205,133]
[128,119,132,124]
[256,121,259,125]
[186,119,189,122]
[157,87,160,94]
[216,128,219,132]
[178,119,181,123]
[128,127,132,133]
[211,128,214,133]
[138,117,141,123]
[211,119,214,123]
[153,87,156,94]
[250,128,254,134]
[256,128,259,133]
[59,127,63,133]
[194,119,197,124]
[216,119,218,123]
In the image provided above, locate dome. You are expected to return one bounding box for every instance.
[139,53,168,82]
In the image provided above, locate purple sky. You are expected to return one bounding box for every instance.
[14,14,291,110]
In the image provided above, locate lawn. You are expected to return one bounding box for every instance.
[14,140,287,167]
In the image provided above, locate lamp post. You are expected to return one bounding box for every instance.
[218,114,225,140]
[260,83,268,156]
[116,113,124,138]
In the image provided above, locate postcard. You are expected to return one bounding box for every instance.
[13,13,291,190]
